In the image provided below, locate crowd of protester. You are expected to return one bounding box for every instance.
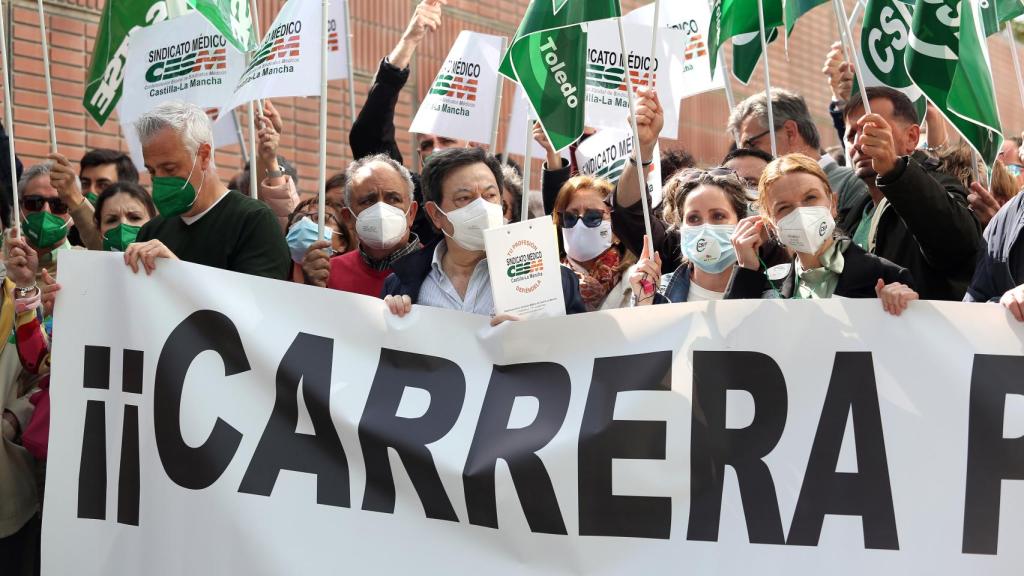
[3,0,1024,572]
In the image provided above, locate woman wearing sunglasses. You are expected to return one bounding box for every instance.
[630,167,754,305]
[726,154,919,315]
[284,197,354,283]
[552,175,639,311]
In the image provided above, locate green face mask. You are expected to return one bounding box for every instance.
[23,211,69,249]
[102,223,141,252]
[151,153,203,217]
[85,192,99,206]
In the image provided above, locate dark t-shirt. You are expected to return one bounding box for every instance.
[136,190,290,280]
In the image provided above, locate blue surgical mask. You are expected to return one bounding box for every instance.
[286,216,333,263]
[681,224,737,274]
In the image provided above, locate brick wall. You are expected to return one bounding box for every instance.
[7,0,1024,191]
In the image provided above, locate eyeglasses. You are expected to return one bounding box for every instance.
[558,208,607,228]
[22,195,68,215]
[741,129,772,149]
[677,166,738,183]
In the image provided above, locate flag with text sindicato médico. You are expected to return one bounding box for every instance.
[499,0,621,151]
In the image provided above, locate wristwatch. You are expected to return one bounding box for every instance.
[14,284,38,298]
[265,167,286,179]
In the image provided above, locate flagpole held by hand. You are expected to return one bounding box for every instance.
[0,1,19,236]
[755,0,778,156]
[490,36,508,154]
[36,0,56,153]
[343,0,357,156]
[319,0,330,241]
[832,0,871,114]
[616,15,654,241]
[522,117,534,223]
[1004,25,1024,118]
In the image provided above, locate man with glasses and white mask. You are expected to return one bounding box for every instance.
[124,101,290,279]
[382,147,586,321]
[301,154,423,296]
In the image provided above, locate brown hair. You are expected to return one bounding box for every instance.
[551,175,615,228]
[662,167,751,228]
[758,153,833,219]
[991,160,1019,205]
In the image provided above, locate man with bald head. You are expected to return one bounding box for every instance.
[302,153,421,296]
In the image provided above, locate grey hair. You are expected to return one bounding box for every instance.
[728,88,821,150]
[17,162,52,196]
[343,153,415,207]
[134,101,214,158]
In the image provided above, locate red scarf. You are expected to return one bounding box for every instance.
[571,249,622,312]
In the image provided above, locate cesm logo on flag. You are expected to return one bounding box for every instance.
[426,59,482,117]
[143,34,230,96]
[327,17,340,52]
[585,49,658,107]
[238,19,303,88]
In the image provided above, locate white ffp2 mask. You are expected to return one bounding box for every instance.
[775,206,835,254]
[438,197,504,251]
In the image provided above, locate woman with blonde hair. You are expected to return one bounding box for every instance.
[728,154,919,315]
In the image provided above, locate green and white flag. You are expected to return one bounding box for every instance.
[499,0,621,151]
[980,0,1024,35]
[187,0,255,52]
[858,0,927,120]
[906,0,1003,165]
[785,0,829,36]
[83,0,188,125]
[708,0,782,83]
[730,28,779,84]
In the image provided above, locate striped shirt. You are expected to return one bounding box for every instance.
[417,241,495,316]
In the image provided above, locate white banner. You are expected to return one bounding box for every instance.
[119,10,244,131]
[44,251,1024,575]
[230,0,322,110]
[575,128,663,206]
[624,0,726,100]
[409,31,505,144]
[326,0,349,81]
[583,20,687,139]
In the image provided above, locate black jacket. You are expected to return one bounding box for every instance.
[349,57,439,245]
[0,121,21,228]
[843,151,981,301]
[381,240,588,314]
[725,241,914,299]
[965,192,1024,302]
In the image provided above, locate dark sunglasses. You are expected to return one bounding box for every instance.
[558,208,607,229]
[741,129,772,149]
[22,195,68,215]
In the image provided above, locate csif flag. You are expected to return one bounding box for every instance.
[187,0,255,52]
[857,0,927,121]
[499,0,621,151]
[708,0,783,83]
[906,0,1003,165]
[229,0,323,110]
[83,0,190,125]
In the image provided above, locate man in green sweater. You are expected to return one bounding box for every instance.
[124,101,290,280]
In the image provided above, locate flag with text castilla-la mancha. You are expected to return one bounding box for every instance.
[83,0,189,126]
[499,0,621,152]
[906,0,1003,166]
[229,0,323,110]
